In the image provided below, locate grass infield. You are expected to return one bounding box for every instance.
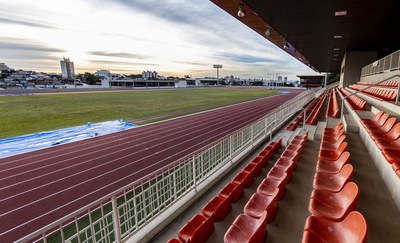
[0,88,277,139]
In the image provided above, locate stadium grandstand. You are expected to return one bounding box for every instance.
[1,0,400,243]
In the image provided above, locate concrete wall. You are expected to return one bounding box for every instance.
[340,51,377,87]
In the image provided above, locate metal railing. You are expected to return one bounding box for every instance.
[361,49,400,77]
[17,89,317,243]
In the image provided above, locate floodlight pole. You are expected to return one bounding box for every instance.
[213,64,223,86]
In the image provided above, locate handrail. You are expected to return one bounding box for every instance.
[361,49,400,77]
[340,74,400,118]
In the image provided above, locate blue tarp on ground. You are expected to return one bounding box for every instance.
[0,120,135,158]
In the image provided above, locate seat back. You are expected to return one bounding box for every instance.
[387,123,400,141]
[339,211,368,243]
[374,113,390,127]
[340,182,359,208]
[377,117,397,133]
[338,164,353,183]
[371,111,384,122]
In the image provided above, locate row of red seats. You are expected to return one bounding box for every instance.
[357,80,399,88]
[326,88,339,118]
[286,110,307,131]
[306,93,328,125]
[338,88,366,110]
[286,95,323,131]
[302,122,368,242]
[306,98,320,116]
[360,111,400,178]
[224,132,308,243]
[169,139,282,243]
[349,85,398,101]
[348,86,385,102]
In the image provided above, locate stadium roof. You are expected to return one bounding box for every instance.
[211,0,400,73]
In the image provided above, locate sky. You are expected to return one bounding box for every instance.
[0,0,317,79]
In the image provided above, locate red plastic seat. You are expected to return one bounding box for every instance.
[362,113,389,129]
[321,129,344,142]
[224,211,267,243]
[257,176,287,200]
[257,151,272,167]
[243,162,262,177]
[233,170,254,188]
[219,181,243,203]
[202,195,231,222]
[302,211,367,243]
[167,238,182,243]
[287,143,303,155]
[321,135,346,150]
[275,157,295,174]
[381,149,400,164]
[244,190,279,223]
[368,117,397,136]
[319,142,348,161]
[309,182,359,221]
[268,165,292,182]
[376,136,400,150]
[291,137,306,147]
[323,121,343,134]
[281,149,299,162]
[316,151,350,173]
[313,164,353,192]
[178,214,214,243]
[371,123,400,143]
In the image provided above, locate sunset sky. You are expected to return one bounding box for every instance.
[0,0,317,79]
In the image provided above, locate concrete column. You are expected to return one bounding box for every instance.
[339,51,377,87]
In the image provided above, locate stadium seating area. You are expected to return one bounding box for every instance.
[171,139,283,243]
[326,88,339,118]
[348,84,398,101]
[302,121,368,242]
[161,81,400,243]
[338,87,367,110]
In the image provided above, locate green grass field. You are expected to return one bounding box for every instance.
[0,88,277,139]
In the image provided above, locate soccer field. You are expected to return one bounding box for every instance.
[0,88,278,139]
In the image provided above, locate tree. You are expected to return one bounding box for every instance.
[83,72,101,85]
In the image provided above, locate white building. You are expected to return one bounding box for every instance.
[95,70,112,88]
[60,57,75,79]
[142,70,158,80]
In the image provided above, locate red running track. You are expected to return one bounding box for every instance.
[0,91,301,242]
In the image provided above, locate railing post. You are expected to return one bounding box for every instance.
[111,196,122,243]
[396,82,400,105]
[192,156,197,192]
[229,136,233,163]
[302,108,306,131]
[251,125,254,146]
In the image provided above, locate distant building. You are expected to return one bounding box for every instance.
[142,70,158,80]
[60,58,75,79]
[297,74,325,88]
[95,70,112,88]
[0,63,10,71]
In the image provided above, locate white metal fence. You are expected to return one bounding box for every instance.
[361,49,400,77]
[17,89,317,243]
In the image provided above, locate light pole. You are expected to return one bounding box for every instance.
[213,64,223,85]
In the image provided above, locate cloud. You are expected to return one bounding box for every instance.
[87,51,150,59]
[0,38,65,53]
[217,53,276,64]
[109,0,213,27]
[0,16,55,29]
[87,59,159,66]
